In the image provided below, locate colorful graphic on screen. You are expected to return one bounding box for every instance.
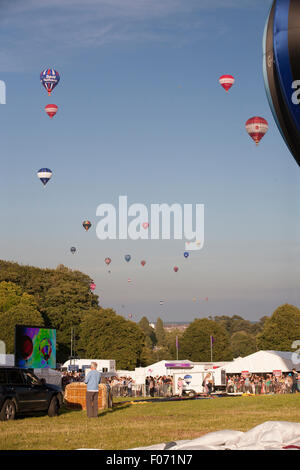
[15,325,56,369]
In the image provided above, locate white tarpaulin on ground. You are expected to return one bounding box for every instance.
[132,421,300,450]
[224,350,299,374]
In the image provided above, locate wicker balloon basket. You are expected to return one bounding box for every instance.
[64,383,113,410]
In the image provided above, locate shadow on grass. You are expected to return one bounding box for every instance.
[59,402,131,417]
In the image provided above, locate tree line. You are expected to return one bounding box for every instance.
[0,260,299,370]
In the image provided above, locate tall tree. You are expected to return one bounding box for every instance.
[79,308,145,370]
[256,304,300,351]
[180,318,233,362]
[155,318,166,347]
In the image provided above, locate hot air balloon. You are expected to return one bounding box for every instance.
[128,314,133,319]
[124,255,131,262]
[141,260,146,266]
[105,257,111,265]
[70,247,76,254]
[83,220,91,231]
[45,104,58,118]
[173,266,179,272]
[128,278,132,283]
[245,117,269,145]
[37,168,52,186]
[90,282,96,291]
[263,0,300,167]
[40,69,60,96]
[39,338,53,363]
[142,222,149,229]
[184,252,189,258]
[219,74,235,92]
[159,300,164,306]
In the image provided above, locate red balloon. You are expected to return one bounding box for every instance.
[219,75,235,92]
[45,104,58,118]
[245,117,268,146]
[173,266,179,272]
[90,283,96,291]
[105,257,111,265]
[141,260,146,266]
[142,222,149,229]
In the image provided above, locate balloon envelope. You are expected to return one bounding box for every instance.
[90,283,96,291]
[70,247,76,254]
[173,266,179,272]
[40,69,60,96]
[105,257,111,265]
[245,117,268,145]
[37,168,52,186]
[83,220,91,231]
[45,104,58,118]
[184,252,189,258]
[219,74,235,92]
[263,0,300,166]
[124,255,131,262]
[141,260,146,266]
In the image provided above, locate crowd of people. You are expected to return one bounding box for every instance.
[226,370,300,395]
[60,368,300,397]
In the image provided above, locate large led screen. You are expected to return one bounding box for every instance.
[15,325,56,369]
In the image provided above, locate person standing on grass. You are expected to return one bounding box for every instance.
[84,362,101,418]
[291,369,298,394]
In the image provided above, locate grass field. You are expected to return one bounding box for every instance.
[1,395,300,450]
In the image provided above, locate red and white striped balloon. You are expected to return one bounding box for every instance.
[219,75,235,92]
[45,104,58,118]
[245,117,269,146]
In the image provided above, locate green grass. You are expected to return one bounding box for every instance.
[1,395,300,450]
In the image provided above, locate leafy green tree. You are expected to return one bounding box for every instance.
[79,308,145,370]
[155,318,166,347]
[230,331,257,357]
[180,318,233,362]
[0,282,44,353]
[139,316,156,347]
[256,304,300,351]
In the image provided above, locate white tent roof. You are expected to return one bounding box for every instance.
[224,350,299,374]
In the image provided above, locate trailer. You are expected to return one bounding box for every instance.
[173,367,227,396]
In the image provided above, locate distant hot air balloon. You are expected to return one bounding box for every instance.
[245,117,268,145]
[83,220,91,231]
[142,222,149,229]
[90,282,96,291]
[37,168,52,186]
[128,278,132,283]
[70,247,76,254]
[40,69,60,96]
[184,252,189,258]
[173,266,179,272]
[141,260,146,266]
[128,314,133,319]
[105,258,111,265]
[219,74,235,92]
[124,255,131,262]
[159,300,164,306]
[45,104,58,118]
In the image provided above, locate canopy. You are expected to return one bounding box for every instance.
[224,350,298,374]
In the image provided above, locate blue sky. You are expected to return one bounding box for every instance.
[0,0,299,323]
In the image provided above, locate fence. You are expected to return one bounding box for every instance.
[110,383,174,398]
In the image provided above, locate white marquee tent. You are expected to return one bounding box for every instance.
[224,350,299,374]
